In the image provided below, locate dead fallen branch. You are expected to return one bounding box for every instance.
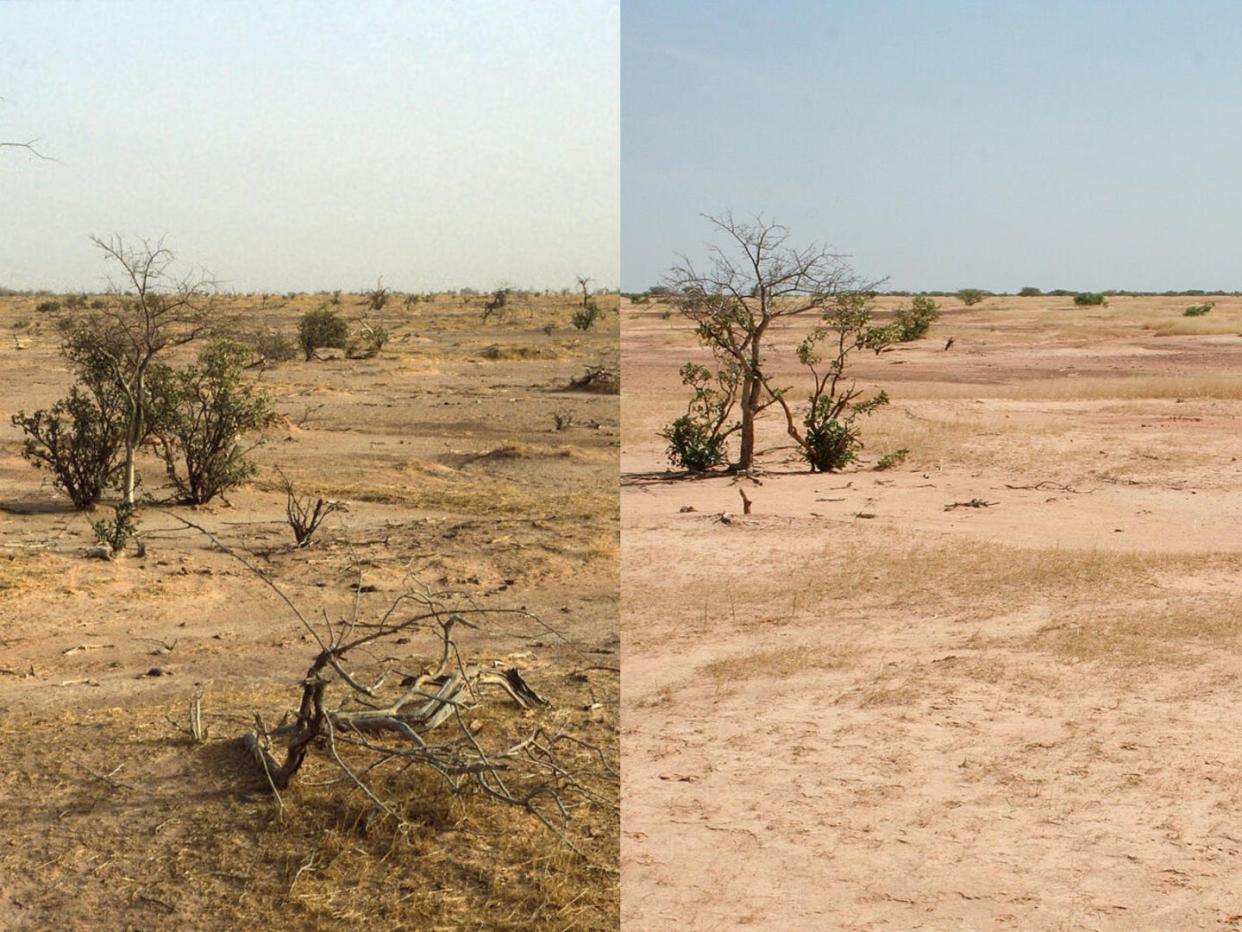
[167,513,613,855]
[1004,481,1081,493]
[944,499,998,510]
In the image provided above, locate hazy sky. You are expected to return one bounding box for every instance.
[0,0,619,292]
[623,1,1242,293]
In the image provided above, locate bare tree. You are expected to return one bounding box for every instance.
[64,236,221,504]
[665,213,880,472]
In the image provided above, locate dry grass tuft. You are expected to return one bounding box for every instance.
[699,643,845,684]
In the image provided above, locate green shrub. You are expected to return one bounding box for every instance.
[1073,292,1107,306]
[147,340,271,505]
[662,414,728,472]
[801,391,889,472]
[660,361,737,472]
[11,379,127,509]
[92,500,139,556]
[957,289,985,306]
[893,296,940,341]
[35,300,60,313]
[874,448,910,471]
[298,306,349,360]
[1019,287,1042,297]
[1184,302,1214,317]
[572,298,602,331]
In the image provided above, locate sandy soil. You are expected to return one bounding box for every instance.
[0,291,619,929]
[621,294,1242,930]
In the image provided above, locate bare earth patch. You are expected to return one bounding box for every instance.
[622,294,1242,929]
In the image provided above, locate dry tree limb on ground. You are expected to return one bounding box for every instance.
[944,498,998,510]
[1004,481,1080,493]
[164,513,615,854]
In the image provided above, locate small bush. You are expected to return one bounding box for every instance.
[662,414,728,472]
[92,500,139,556]
[1019,287,1042,297]
[349,319,389,358]
[572,298,602,331]
[250,330,299,365]
[278,467,343,548]
[660,360,736,471]
[1184,302,1214,317]
[874,448,910,471]
[892,296,940,342]
[298,306,349,360]
[1073,292,1107,306]
[147,340,271,505]
[36,300,60,313]
[801,390,889,473]
[362,279,390,312]
[957,289,985,306]
[11,381,126,509]
[482,288,510,321]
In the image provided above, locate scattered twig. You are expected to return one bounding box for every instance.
[944,499,997,510]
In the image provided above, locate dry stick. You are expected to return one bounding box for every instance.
[738,488,753,515]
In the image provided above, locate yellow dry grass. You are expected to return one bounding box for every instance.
[699,643,845,684]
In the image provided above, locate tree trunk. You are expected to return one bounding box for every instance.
[122,438,137,505]
[734,340,763,472]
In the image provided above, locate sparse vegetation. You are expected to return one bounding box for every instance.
[874,447,910,471]
[11,375,127,509]
[957,288,985,306]
[661,360,737,471]
[573,275,603,330]
[298,305,349,359]
[482,287,510,321]
[146,339,271,505]
[90,499,139,557]
[782,294,891,472]
[1074,292,1107,306]
[277,467,343,547]
[664,212,883,472]
[1184,302,1214,316]
[61,236,221,504]
[891,295,940,342]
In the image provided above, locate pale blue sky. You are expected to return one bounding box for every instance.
[1,0,619,292]
[623,0,1242,293]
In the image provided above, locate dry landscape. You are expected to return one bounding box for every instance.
[622,293,1242,929]
[0,290,620,929]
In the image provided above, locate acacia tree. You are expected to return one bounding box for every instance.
[64,236,221,504]
[665,213,880,472]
